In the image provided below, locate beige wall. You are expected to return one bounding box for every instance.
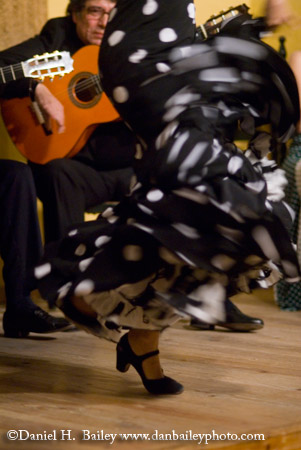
[0,0,47,51]
[47,0,69,19]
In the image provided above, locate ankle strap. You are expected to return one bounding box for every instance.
[138,349,159,361]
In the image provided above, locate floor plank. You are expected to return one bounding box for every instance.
[0,289,300,449]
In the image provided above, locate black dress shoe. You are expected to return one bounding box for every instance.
[116,333,184,395]
[190,298,264,332]
[3,307,75,338]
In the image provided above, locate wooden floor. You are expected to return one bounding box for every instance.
[0,289,301,450]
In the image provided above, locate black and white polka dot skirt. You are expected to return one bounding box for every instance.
[35,0,300,340]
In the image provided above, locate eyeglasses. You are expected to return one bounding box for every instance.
[84,6,111,20]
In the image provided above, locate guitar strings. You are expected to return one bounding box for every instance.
[39,74,103,103]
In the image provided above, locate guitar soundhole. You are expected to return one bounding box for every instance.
[75,77,96,102]
[69,72,101,109]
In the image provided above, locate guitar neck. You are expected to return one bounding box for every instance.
[0,62,25,84]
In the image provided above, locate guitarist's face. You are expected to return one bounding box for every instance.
[72,0,116,46]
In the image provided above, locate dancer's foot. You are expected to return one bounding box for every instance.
[190,298,264,332]
[117,331,184,395]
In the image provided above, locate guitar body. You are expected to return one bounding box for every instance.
[1,45,119,164]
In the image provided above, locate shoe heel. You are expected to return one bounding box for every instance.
[3,312,29,338]
[116,344,130,373]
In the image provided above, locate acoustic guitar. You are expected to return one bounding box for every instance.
[1,45,118,164]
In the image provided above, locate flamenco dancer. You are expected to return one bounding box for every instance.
[35,0,300,395]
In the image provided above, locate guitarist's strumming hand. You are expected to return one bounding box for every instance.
[34,83,65,134]
[265,0,293,27]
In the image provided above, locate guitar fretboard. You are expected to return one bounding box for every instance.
[0,63,24,84]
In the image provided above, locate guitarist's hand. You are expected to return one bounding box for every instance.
[35,83,65,134]
[265,0,292,27]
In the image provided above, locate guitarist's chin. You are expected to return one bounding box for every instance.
[88,33,104,47]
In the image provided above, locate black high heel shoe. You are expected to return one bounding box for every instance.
[116,333,184,395]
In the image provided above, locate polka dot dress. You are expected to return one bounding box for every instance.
[35,0,300,341]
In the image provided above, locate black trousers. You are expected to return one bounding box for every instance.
[30,121,136,243]
[0,160,43,310]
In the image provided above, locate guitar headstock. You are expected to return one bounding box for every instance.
[197,4,250,40]
[22,51,74,80]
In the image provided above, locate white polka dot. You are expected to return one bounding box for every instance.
[187,3,196,21]
[227,156,243,174]
[129,49,148,63]
[195,185,206,192]
[159,28,178,43]
[68,229,78,236]
[95,235,111,248]
[172,222,199,239]
[245,180,266,193]
[75,244,86,256]
[108,7,117,22]
[138,203,153,215]
[34,263,51,279]
[146,189,164,202]
[156,62,171,73]
[175,251,196,266]
[143,0,158,15]
[79,257,94,272]
[57,282,72,300]
[265,200,273,211]
[113,86,129,103]
[107,215,119,224]
[102,207,114,218]
[108,30,126,46]
[74,279,95,296]
[133,223,154,234]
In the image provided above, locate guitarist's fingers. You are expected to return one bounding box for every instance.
[265,0,293,27]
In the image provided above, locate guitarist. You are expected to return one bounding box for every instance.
[0,0,136,247]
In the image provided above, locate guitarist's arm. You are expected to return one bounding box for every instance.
[34,83,65,134]
[265,0,293,27]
